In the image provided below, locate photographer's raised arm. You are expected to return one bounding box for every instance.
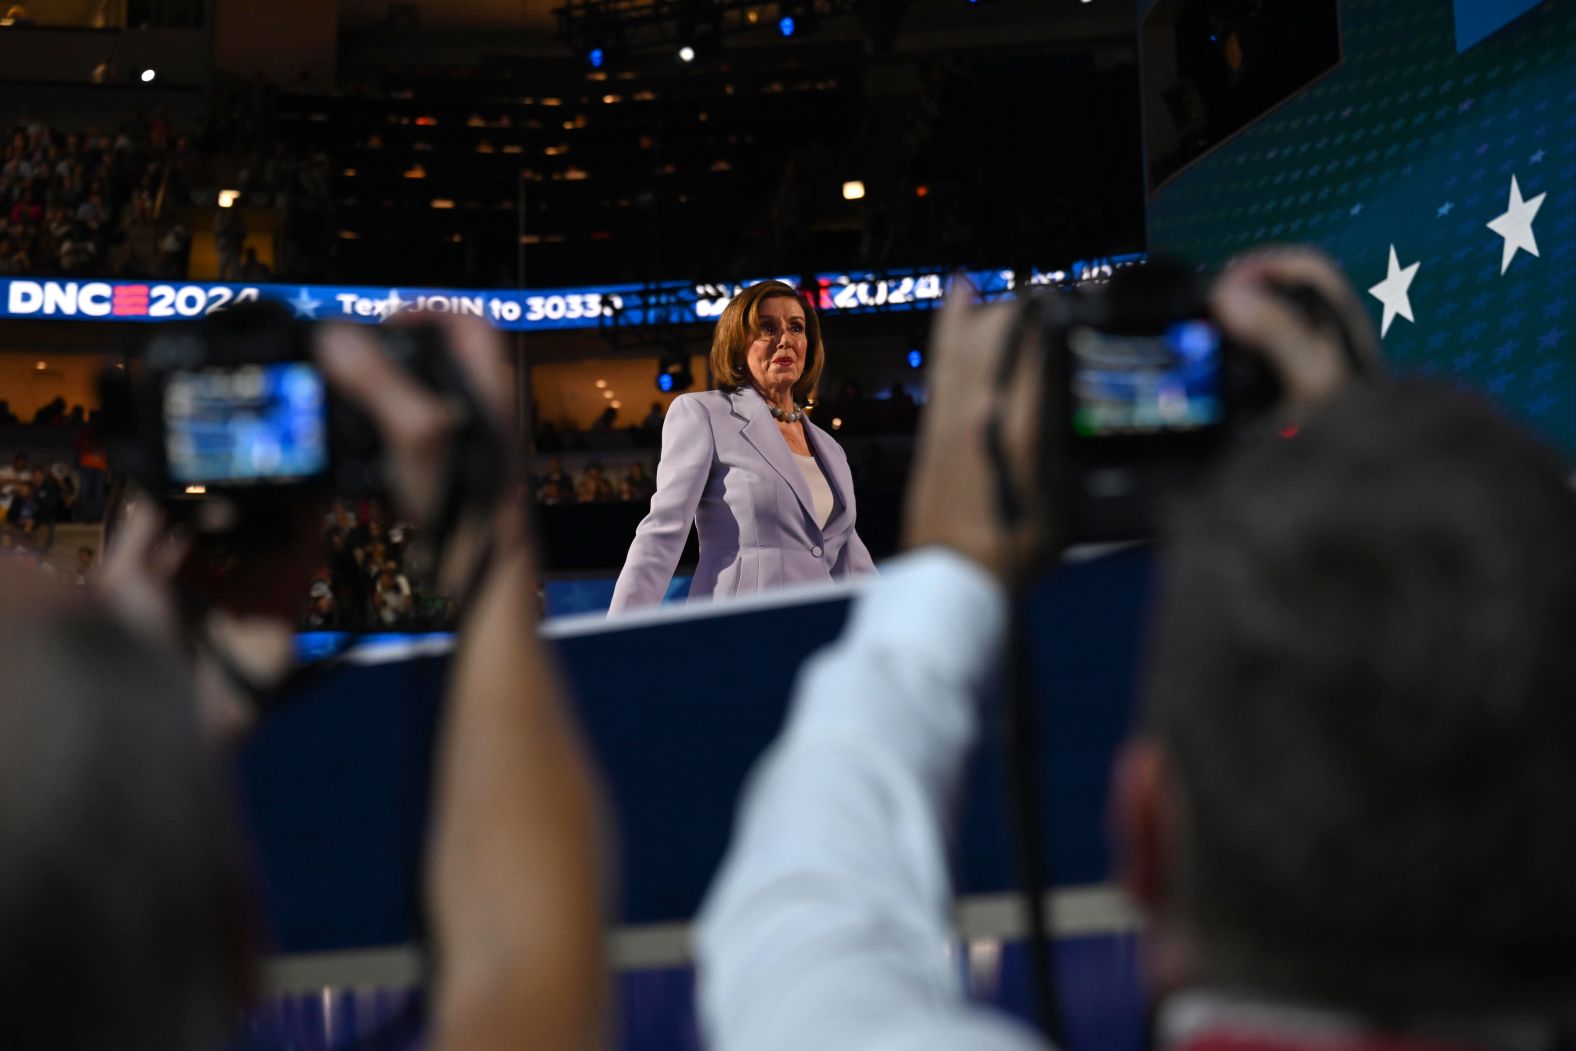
[316,322,609,1051]
[695,297,1052,1051]
[696,255,1377,1051]
[426,514,608,1051]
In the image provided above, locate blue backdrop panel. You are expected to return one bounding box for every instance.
[1149,0,1576,457]
[237,546,1156,954]
[238,658,449,953]
[1454,0,1541,52]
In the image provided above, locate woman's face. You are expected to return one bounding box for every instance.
[745,295,808,396]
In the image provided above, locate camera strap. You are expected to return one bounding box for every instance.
[983,297,1042,532]
[983,292,1065,1045]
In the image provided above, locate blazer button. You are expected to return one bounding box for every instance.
[811,545,824,558]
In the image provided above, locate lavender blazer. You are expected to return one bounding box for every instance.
[609,387,876,612]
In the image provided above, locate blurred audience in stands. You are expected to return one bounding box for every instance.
[1,86,335,282]
[529,455,662,507]
[819,379,921,435]
[575,462,616,503]
[314,500,429,632]
[0,115,198,279]
[620,462,655,502]
[0,441,86,558]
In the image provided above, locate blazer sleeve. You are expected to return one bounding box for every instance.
[609,396,715,613]
[833,528,877,579]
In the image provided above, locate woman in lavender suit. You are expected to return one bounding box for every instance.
[609,281,876,612]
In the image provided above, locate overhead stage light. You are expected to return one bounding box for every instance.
[779,15,795,36]
[656,349,694,392]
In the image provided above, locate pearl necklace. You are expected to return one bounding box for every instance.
[767,403,805,424]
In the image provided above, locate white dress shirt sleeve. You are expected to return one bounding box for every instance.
[696,548,1048,1051]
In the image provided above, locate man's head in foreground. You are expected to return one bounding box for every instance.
[0,571,249,1050]
[1118,381,1576,1019]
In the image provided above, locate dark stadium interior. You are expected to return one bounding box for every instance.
[0,0,1147,627]
[4,0,1574,1048]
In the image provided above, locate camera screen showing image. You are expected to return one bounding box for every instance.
[1068,319,1224,437]
[162,363,328,486]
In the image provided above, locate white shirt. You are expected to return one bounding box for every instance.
[792,452,835,530]
[696,551,1564,1051]
[696,549,1044,1051]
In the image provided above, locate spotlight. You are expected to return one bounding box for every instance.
[588,47,605,69]
[907,348,923,369]
[842,180,865,200]
[678,45,696,63]
[656,349,694,392]
[140,68,156,83]
[779,3,819,38]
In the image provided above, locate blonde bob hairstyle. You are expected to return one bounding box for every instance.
[709,280,825,408]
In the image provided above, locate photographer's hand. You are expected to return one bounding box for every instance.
[1213,247,1384,411]
[317,319,610,1051]
[100,497,287,743]
[904,293,1065,584]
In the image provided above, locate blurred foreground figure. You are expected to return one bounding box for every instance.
[0,573,248,1050]
[0,317,608,1051]
[699,250,1576,1050]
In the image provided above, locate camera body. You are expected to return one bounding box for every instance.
[100,303,385,504]
[1046,260,1282,542]
[100,302,505,540]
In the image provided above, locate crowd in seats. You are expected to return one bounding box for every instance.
[0,86,338,283]
[0,113,200,279]
[0,401,109,554]
[308,499,450,632]
[0,450,72,546]
[208,75,337,281]
[532,401,666,456]
[531,456,656,506]
[817,381,921,436]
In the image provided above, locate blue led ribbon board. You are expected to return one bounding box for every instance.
[1454,0,1540,52]
[0,255,1145,332]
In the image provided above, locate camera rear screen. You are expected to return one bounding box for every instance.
[1069,320,1224,437]
[163,363,328,486]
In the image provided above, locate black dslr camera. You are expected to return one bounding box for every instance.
[1037,260,1289,542]
[100,302,504,540]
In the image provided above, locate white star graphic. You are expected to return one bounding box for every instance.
[1368,245,1420,338]
[288,287,323,319]
[1487,175,1546,275]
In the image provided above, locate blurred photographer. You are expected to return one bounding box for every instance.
[698,250,1576,1050]
[1,317,608,1051]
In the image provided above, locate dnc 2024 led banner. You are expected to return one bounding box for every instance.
[0,255,1144,333]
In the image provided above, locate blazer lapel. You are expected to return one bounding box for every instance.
[803,417,854,538]
[733,390,819,531]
